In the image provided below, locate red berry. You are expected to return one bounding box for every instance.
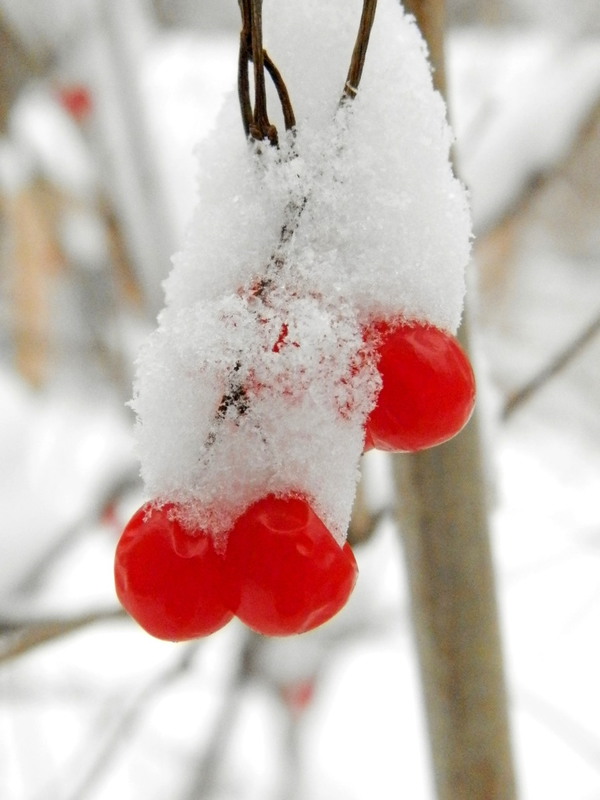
[223,495,358,636]
[281,679,316,714]
[57,86,93,121]
[114,504,233,641]
[364,320,476,452]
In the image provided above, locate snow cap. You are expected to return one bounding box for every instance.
[132,0,471,542]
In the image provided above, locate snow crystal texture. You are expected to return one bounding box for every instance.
[132,0,472,542]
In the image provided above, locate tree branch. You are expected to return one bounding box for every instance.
[394,4,517,800]
[237,4,253,139]
[32,645,199,800]
[503,310,600,420]
[475,97,600,241]
[341,0,378,102]
[0,609,126,666]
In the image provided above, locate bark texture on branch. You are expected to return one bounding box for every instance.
[394,2,518,798]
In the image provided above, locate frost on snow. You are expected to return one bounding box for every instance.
[131,0,472,543]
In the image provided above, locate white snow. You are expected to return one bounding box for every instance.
[133,0,471,540]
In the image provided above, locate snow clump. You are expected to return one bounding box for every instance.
[132,0,472,543]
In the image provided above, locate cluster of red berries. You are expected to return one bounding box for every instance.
[115,494,358,640]
[115,316,475,641]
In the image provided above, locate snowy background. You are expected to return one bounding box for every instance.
[0,1,599,798]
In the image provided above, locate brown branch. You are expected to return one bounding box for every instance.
[475,96,600,241]
[264,50,296,131]
[249,0,270,137]
[15,469,139,595]
[0,608,126,665]
[503,310,600,420]
[394,4,517,800]
[347,473,390,547]
[237,19,253,138]
[0,13,49,132]
[238,0,284,144]
[341,0,379,102]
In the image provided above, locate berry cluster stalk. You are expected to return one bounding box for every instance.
[205,0,379,439]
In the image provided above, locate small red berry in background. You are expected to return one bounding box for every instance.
[114,504,233,641]
[364,320,476,452]
[280,679,316,715]
[57,85,93,122]
[223,494,358,636]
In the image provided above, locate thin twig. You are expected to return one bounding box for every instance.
[517,686,600,772]
[346,505,390,547]
[237,9,253,138]
[502,310,600,420]
[238,0,282,144]
[264,50,296,131]
[0,609,126,666]
[180,631,260,800]
[250,0,266,127]
[32,645,199,800]
[341,0,378,102]
[14,468,140,594]
[250,0,278,143]
[475,96,600,239]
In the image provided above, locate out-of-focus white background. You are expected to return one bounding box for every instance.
[0,1,599,798]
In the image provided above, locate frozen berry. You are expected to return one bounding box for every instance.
[223,495,357,636]
[115,503,233,641]
[364,320,475,452]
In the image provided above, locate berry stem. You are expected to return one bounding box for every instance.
[248,0,272,142]
[237,5,253,139]
[237,0,295,144]
[263,50,296,132]
[341,0,378,103]
[214,0,382,445]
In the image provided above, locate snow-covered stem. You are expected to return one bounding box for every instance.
[394,4,518,799]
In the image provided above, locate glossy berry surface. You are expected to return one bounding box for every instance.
[364,320,476,452]
[223,495,358,636]
[115,504,233,641]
